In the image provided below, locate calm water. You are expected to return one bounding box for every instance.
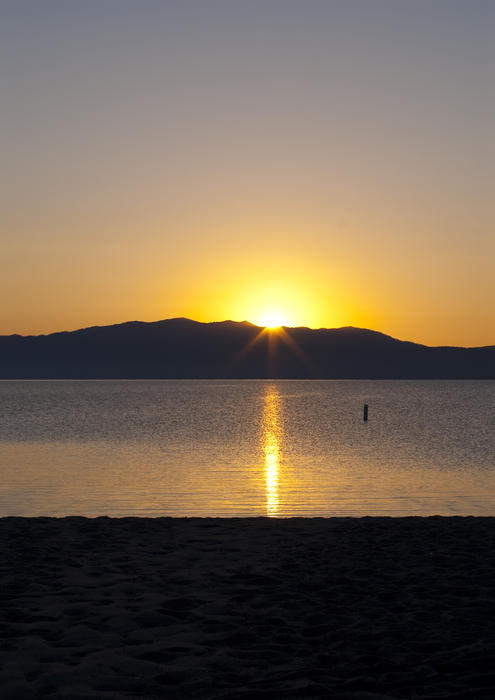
[0,380,494,517]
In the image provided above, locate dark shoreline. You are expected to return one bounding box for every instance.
[1,516,495,699]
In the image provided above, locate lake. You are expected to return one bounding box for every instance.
[0,380,494,517]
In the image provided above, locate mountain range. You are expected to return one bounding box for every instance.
[1,318,493,379]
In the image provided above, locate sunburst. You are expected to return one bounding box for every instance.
[256,310,289,329]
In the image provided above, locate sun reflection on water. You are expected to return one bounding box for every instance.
[262,385,282,517]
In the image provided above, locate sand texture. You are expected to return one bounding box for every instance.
[1,517,495,699]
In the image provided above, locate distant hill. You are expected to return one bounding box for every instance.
[0,318,493,379]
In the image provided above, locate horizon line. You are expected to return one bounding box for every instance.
[2,316,494,351]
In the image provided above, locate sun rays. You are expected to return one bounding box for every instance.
[229,320,311,375]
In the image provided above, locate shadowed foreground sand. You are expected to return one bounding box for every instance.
[1,517,495,699]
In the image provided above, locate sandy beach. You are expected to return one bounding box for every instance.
[1,517,494,699]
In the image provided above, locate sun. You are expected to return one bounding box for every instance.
[257,310,288,329]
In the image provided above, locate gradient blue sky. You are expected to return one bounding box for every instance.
[2,1,494,345]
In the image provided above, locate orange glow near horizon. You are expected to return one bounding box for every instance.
[219,275,352,332]
[2,252,491,347]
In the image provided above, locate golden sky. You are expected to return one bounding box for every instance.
[1,2,494,347]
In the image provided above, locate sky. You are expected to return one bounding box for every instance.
[1,0,494,346]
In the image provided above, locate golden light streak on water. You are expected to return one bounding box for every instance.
[262,385,282,517]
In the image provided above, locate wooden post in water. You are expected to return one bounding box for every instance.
[363,404,368,421]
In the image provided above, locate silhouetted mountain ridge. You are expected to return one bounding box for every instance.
[0,318,493,378]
